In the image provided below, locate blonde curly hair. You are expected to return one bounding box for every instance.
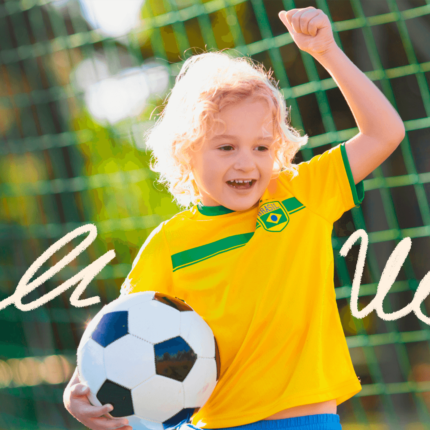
[144,50,308,209]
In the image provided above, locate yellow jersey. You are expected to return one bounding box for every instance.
[120,142,364,428]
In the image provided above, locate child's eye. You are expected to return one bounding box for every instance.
[218,145,269,152]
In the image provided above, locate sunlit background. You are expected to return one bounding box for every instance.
[1,0,430,428]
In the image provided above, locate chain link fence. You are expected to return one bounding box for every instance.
[1,0,430,428]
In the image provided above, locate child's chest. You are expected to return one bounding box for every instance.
[167,195,331,317]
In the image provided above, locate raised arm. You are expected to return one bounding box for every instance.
[279,7,406,184]
[312,45,405,184]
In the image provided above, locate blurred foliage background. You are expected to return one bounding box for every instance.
[1,0,430,428]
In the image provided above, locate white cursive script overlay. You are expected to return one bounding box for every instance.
[2,227,430,321]
[340,229,430,325]
[0,224,115,312]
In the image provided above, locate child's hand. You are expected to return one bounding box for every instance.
[278,7,337,57]
[64,368,131,430]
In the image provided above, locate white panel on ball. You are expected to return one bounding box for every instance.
[180,312,215,358]
[132,375,184,422]
[87,389,102,408]
[77,306,107,355]
[183,357,217,408]
[78,338,107,402]
[129,301,181,344]
[126,415,164,430]
[106,291,156,313]
[104,334,155,389]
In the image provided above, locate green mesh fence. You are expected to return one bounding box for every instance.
[1,0,430,428]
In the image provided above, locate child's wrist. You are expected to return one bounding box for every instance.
[312,43,344,68]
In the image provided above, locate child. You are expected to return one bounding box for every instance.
[63,7,405,430]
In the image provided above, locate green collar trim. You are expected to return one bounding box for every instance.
[197,202,235,216]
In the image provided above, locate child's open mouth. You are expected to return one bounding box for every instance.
[226,179,256,190]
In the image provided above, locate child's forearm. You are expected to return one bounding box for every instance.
[313,45,405,143]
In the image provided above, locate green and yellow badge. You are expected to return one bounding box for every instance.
[257,201,289,232]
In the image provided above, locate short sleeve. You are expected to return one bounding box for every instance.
[279,143,364,223]
[119,221,173,296]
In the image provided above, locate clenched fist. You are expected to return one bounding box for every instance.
[278,7,337,57]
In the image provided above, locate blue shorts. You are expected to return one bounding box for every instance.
[180,414,342,430]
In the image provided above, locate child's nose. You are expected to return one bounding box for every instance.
[233,152,257,170]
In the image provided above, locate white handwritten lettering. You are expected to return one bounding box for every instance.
[340,229,430,325]
[0,224,115,312]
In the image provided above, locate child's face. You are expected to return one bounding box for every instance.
[190,98,276,211]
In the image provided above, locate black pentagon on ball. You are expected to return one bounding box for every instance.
[163,407,200,429]
[92,311,128,347]
[97,380,133,418]
[153,292,193,312]
[154,336,197,382]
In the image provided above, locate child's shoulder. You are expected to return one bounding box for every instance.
[278,144,344,186]
[156,206,196,234]
[132,210,194,268]
[165,206,196,224]
[272,148,337,201]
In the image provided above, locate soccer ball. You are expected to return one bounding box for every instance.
[77,291,220,430]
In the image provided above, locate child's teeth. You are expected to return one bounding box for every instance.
[228,179,253,188]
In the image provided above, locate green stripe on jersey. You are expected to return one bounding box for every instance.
[281,197,305,213]
[173,197,305,271]
[172,232,254,271]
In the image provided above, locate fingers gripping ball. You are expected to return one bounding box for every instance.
[77,292,220,430]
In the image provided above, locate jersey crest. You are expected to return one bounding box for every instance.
[257,201,289,232]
